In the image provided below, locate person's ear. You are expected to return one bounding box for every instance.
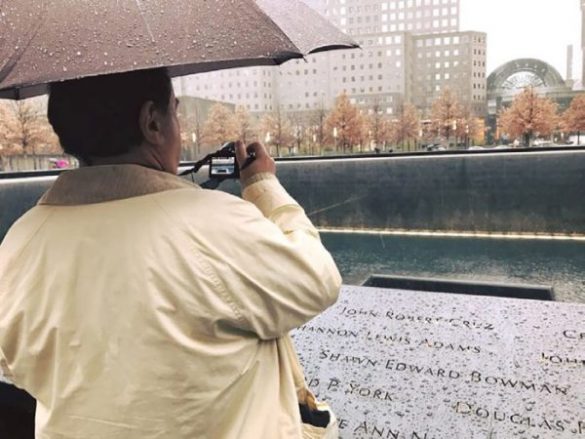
[139,101,162,145]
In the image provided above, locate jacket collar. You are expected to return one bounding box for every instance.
[38,164,198,206]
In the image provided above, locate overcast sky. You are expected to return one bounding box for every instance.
[460,0,582,79]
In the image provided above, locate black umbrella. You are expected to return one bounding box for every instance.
[0,0,358,100]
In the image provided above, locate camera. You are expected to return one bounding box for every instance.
[209,142,239,179]
[179,141,256,189]
[208,142,255,180]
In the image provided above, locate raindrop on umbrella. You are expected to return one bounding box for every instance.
[0,0,358,100]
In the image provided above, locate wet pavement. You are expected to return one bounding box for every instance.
[321,232,585,304]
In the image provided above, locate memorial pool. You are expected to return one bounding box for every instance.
[321,232,585,304]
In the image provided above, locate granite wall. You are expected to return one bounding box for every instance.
[272,149,585,235]
[1,149,584,240]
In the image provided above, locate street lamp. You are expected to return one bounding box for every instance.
[191,132,198,157]
[265,132,273,155]
[294,125,302,155]
[333,127,338,152]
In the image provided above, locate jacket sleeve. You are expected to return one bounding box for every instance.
[0,348,13,384]
[202,174,342,340]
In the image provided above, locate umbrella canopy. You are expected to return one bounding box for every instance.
[0,0,358,100]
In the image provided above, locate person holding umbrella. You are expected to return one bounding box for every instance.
[0,66,342,438]
[0,2,358,437]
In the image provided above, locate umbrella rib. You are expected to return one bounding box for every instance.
[250,1,302,57]
[134,0,155,43]
[0,2,47,85]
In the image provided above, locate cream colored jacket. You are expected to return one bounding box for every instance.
[0,165,341,439]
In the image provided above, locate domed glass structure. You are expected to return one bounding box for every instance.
[487,58,566,93]
[485,58,578,141]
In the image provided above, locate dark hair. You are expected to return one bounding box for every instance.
[48,68,172,161]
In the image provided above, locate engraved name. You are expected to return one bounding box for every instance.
[453,401,585,435]
[297,326,482,354]
[297,325,359,338]
[367,333,481,354]
[320,350,379,367]
[308,378,394,402]
[541,352,585,367]
[384,361,569,395]
[563,330,585,341]
[339,306,495,331]
[344,420,436,439]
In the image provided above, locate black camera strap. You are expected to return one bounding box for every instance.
[178,142,255,189]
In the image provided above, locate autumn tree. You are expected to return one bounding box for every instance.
[324,92,367,153]
[430,88,463,146]
[499,87,558,147]
[454,107,482,147]
[390,103,420,151]
[257,107,294,157]
[0,99,60,168]
[367,101,392,150]
[13,101,50,156]
[307,103,328,155]
[0,101,18,154]
[234,106,256,145]
[289,113,311,155]
[562,93,585,144]
[0,102,18,170]
[177,99,205,160]
[201,104,239,150]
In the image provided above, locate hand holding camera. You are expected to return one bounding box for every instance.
[234,141,275,183]
[180,140,274,189]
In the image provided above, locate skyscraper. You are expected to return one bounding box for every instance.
[181,0,485,117]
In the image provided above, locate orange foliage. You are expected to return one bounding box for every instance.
[430,88,462,142]
[201,104,239,149]
[0,99,61,157]
[454,107,483,145]
[367,102,392,149]
[235,106,257,145]
[499,87,558,146]
[562,93,585,134]
[257,108,294,157]
[324,92,367,152]
[390,103,420,148]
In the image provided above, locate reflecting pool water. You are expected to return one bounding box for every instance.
[321,232,585,304]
